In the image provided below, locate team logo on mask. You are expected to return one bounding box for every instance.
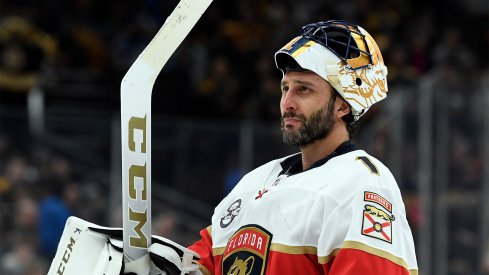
[222,225,272,275]
[361,192,395,243]
[220,199,242,228]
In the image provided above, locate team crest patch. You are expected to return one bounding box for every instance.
[361,192,395,243]
[222,225,272,275]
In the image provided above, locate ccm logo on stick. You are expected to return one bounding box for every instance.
[56,237,76,275]
[128,115,148,248]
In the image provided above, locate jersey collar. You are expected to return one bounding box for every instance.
[279,140,358,176]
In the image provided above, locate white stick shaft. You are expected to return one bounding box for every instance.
[120,0,213,262]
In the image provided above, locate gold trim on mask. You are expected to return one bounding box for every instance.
[291,41,317,58]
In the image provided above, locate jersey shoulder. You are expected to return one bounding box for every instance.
[317,151,417,270]
[316,150,401,206]
[331,149,393,177]
[327,149,397,187]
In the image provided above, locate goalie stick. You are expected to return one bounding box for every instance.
[120,0,213,263]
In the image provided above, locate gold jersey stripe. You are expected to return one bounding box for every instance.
[213,246,226,255]
[270,244,317,255]
[206,225,212,235]
[410,269,419,275]
[317,248,340,264]
[212,244,318,257]
[343,241,412,271]
[291,41,316,58]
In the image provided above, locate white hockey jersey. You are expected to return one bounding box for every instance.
[190,142,418,275]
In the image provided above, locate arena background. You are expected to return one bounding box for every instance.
[0,0,488,274]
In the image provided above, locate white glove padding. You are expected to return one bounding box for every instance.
[47,216,125,275]
[148,236,201,275]
[48,216,201,275]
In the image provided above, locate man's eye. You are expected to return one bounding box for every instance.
[281,86,289,93]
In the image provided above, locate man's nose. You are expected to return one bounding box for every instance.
[281,91,297,111]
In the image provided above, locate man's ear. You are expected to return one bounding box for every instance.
[336,98,351,119]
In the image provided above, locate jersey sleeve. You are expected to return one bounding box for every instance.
[317,160,418,274]
[188,226,215,275]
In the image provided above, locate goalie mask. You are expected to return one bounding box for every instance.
[275,20,388,119]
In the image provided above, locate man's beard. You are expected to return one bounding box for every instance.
[281,99,336,147]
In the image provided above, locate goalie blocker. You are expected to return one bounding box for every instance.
[48,216,201,275]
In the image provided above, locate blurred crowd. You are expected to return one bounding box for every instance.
[0,133,111,273]
[1,0,487,118]
[0,0,488,274]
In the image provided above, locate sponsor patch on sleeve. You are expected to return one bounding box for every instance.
[361,192,395,243]
[220,199,242,228]
[222,224,272,275]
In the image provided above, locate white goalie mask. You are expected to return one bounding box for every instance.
[275,20,388,119]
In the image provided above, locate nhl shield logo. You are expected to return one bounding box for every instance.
[222,225,272,275]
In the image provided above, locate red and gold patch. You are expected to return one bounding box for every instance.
[222,225,272,275]
[364,191,392,212]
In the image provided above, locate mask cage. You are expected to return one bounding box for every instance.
[300,20,373,69]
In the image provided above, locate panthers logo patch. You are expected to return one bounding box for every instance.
[361,192,395,243]
[222,225,272,275]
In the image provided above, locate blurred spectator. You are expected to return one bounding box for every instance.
[153,211,178,239]
[482,242,489,274]
[37,180,78,259]
[198,56,240,116]
[432,27,475,70]
[0,241,38,275]
[15,195,39,233]
[222,153,245,195]
[386,43,418,87]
